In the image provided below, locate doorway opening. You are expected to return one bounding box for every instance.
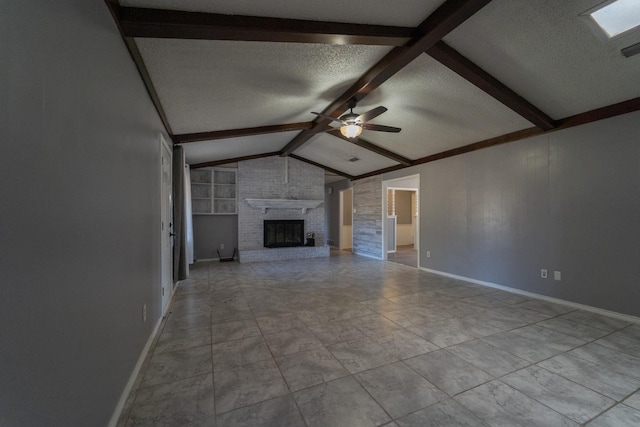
[383,175,419,268]
[339,188,353,252]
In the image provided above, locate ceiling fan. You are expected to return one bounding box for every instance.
[311,100,401,139]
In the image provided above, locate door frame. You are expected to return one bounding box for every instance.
[382,174,420,266]
[159,134,173,315]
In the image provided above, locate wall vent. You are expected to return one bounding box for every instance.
[622,42,640,57]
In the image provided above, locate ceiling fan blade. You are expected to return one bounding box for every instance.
[311,112,346,125]
[321,125,340,133]
[356,106,387,123]
[361,123,401,133]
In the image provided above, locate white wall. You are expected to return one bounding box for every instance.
[341,225,353,249]
[340,189,353,249]
[395,190,415,245]
[396,224,414,245]
[0,2,167,425]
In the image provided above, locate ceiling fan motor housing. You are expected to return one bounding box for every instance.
[339,112,360,124]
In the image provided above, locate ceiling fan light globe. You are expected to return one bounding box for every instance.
[341,124,362,138]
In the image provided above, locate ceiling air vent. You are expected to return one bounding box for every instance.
[348,157,360,162]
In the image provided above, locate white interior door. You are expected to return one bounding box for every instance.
[160,136,172,314]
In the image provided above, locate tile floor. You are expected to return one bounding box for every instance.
[387,245,417,268]
[119,251,640,426]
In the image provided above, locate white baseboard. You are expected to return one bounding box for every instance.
[195,258,218,262]
[420,267,640,325]
[107,310,166,427]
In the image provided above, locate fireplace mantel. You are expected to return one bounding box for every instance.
[245,198,323,214]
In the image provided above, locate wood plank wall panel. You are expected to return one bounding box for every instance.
[352,175,383,259]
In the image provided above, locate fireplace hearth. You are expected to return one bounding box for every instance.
[264,220,305,248]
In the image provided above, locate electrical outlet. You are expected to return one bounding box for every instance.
[220,243,224,250]
[554,271,561,281]
[541,269,548,279]
[142,304,147,322]
[426,251,431,258]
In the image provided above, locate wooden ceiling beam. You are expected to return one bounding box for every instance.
[355,164,407,180]
[105,0,174,137]
[555,96,640,130]
[352,96,640,180]
[190,151,281,169]
[426,41,556,130]
[327,130,412,166]
[117,6,414,46]
[280,0,493,156]
[289,154,355,180]
[174,122,313,143]
[352,127,543,180]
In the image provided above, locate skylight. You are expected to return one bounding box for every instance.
[589,0,640,38]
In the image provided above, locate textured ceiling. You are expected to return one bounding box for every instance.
[121,0,443,27]
[360,55,532,159]
[183,132,297,165]
[116,0,640,180]
[444,0,640,118]
[136,39,391,134]
[296,133,398,176]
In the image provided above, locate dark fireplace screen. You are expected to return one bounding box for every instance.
[264,220,305,248]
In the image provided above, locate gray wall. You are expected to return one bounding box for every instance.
[1,2,167,425]
[324,179,353,247]
[353,176,383,259]
[193,215,238,260]
[384,111,640,317]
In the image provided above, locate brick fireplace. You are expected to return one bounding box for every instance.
[237,156,329,263]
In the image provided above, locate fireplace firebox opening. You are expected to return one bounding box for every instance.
[264,220,305,248]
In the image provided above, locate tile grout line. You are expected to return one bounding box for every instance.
[128,257,640,425]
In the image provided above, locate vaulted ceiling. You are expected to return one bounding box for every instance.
[107,0,640,182]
